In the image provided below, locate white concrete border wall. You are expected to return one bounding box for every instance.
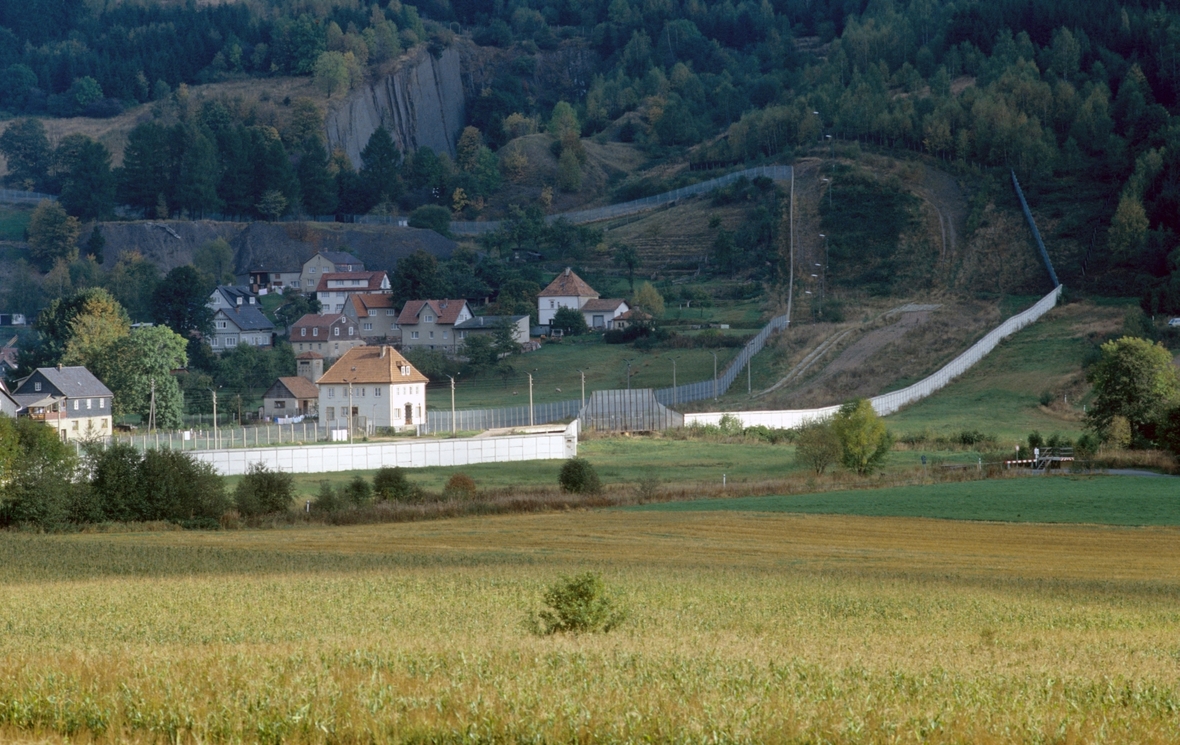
[194,421,578,476]
[685,286,1062,429]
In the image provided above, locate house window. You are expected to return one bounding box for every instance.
[375,387,381,396]
[386,309,394,316]
[549,300,554,308]
[226,337,237,346]
[301,328,307,336]
[334,327,340,336]
[442,331,448,339]
[429,331,434,338]
[217,321,227,329]
[328,388,335,398]
[100,399,105,409]
[73,400,79,410]
[360,387,365,397]
[363,323,372,331]
[411,331,419,339]
[310,267,317,273]
[212,337,219,346]
[86,399,92,409]
[326,406,334,420]
[348,327,355,336]
[34,382,41,392]
[274,400,286,409]
[336,291,344,298]
[335,305,343,312]
[424,315,434,322]
[313,328,319,337]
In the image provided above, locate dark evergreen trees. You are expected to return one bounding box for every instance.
[54,135,115,220]
[297,137,338,216]
[118,122,173,216]
[358,126,402,210]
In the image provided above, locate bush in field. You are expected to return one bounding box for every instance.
[313,481,344,513]
[559,458,601,494]
[138,449,228,525]
[443,473,476,500]
[794,419,841,474]
[343,475,372,506]
[0,417,79,528]
[529,572,625,635]
[373,467,417,502]
[234,463,294,517]
[832,399,893,475]
[89,442,145,522]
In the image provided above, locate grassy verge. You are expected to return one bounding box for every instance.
[629,473,1180,525]
[0,206,31,241]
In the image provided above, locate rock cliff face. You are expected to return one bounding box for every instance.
[325,46,466,167]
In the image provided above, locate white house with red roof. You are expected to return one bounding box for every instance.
[315,271,391,313]
[397,299,473,352]
[537,268,629,329]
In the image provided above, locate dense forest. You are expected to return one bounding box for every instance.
[5,0,1180,309]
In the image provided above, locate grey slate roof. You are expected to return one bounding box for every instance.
[453,315,529,329]
[217,305,275,332]
[16,366,113,399]
[318,251,364,269]
[213,286,258,306]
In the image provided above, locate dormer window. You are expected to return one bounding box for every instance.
[313,328,319,337]
[301,328,306,336]
[34,382,41,392]
[424,315,434,323]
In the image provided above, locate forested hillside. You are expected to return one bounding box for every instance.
[4,0,1180,310]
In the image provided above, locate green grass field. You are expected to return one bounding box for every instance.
[630,474,1180,525]
[0,206,31,241]
[430,335,739,409]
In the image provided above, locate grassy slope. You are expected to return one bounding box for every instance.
[432,334,740,409]
[630,474,1180,526]
[3,510,1180,741]
[0,206,30,241]
[885,299,1130,441]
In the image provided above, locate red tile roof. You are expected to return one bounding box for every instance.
[272,376,320,400]
[314,271,389,293]
[348,294,397,317]
[318,346,429,385]
[290,313,356,333]
[397,299,470,326]
[539,267,598,298]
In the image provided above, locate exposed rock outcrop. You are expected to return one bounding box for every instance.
[92,220,456,277]
[326,46,466,167]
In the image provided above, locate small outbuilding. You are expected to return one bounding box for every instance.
[262,376,320,419]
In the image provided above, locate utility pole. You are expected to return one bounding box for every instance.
[624,359,632,391]
[786,167,794,327]
[527,372,534,426]
[747,357,751,394]
[148,378,156,433]
[447,374,457,433]
[347,380,354,444]
[577,369,586,408]
[670,358,678,405]
[711,351,718,400]
[210,388,219,449]
[820,233,828,303]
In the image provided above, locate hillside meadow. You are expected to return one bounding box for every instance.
[3,484,1180,742]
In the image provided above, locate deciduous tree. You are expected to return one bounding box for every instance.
[1086,336,1180,442]
[832,399,893,475]
[27,200,80,271]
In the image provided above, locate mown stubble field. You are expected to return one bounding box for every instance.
[2,504,1180,743]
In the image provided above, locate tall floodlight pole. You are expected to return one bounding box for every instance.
[624,359,633,391]
[670,358,678,405]
[209,388,219,449]
[347,380,354,444]
[527,372,534,426]
[577,369,586,408]
[446,374,457,433]
[711,351,718,400]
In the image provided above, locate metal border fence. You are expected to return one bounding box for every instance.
[0,189,56,204]
[450,165,793,234]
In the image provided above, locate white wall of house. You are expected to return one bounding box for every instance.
[318,381,426,430]
[538,295,587,326]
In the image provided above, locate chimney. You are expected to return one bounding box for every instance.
[564,267,571,276]
[56,363,62,371]
[380,346,387,358]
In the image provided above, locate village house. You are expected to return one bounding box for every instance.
[315,271,390,313]
[208,285,259,312]
[298,251,364,292]
[537,267,629,329]
[248,262,301,294]
[0,336,19,376]
[343,294,401,343]
[261,376,320,419]
[317,345,428,433]
[453,315,530,346]
[397,299,473,352]
[12,365,113,441]
[210,305,275,352]
[0,379,21,418]
[289,313,363,360]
